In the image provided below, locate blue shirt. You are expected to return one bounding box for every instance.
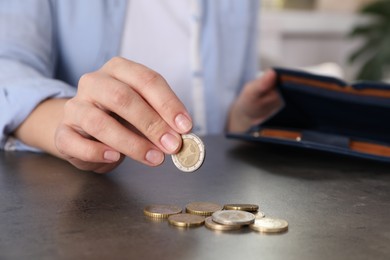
[0,0,259,151]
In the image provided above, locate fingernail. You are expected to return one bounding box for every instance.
[175,113,192,132]
[104,150,120,162]
[145,149,164,165]
[161,133,180,153]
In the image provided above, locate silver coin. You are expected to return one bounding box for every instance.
[212,210,255,226]
[250,217,288,233]
[171,133,205,172]
[204,216,242,231]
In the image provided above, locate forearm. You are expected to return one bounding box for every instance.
[14,98,69,158]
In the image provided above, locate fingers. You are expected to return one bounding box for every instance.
[55,124,123,173]
[61,99,165,166]
[55,123,120,163]
[228,69,282,132]
[244,69,277,101]
[78,73,182,154]
[57,57,194,171]
[101,57,192,133]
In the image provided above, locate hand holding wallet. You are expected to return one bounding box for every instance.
[227,68,390,162]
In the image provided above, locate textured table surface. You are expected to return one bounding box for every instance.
[1,135,389,259]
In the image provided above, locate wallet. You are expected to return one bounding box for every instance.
[227,68,390,163]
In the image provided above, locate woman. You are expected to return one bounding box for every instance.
[0,0,281,173]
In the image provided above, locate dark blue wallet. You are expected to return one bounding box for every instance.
[227,68,390,162]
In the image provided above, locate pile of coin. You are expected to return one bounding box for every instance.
[143,202,288,233]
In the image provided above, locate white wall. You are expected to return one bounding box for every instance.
[259,10,364,81]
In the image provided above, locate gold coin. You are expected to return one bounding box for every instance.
[171,133,205,172]
[143,204,182,219]
[185,201,223,216]
[212,210,255,226]
[223,203,259,212]
[254,211,266,219]
[249,217,288,233]
[168,213,205,227]
[204,216,242,231]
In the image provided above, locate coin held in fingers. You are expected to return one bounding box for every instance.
[171,133,205,172]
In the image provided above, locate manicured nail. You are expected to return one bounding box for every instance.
[104,150,120,162]
[161,133,180,153]
[145,149,164,165]
[175,113,192,132]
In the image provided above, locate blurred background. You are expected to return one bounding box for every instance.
[259,0,390,82]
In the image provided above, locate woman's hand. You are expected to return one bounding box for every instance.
[16,57,193,173]
[57,57,193,173]
[227,70,283,133]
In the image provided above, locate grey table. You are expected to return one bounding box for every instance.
[1,135,389,259]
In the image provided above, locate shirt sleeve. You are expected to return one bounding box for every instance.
[0,0,76,151]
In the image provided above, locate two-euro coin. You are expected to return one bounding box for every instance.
[172,133,205,172]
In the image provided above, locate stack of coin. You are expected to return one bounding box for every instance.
[143,202,288,233]
[207,210,255,231]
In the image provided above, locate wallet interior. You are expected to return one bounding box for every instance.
[230,68,390,162]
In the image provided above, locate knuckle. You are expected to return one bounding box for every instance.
[126,138,140,155]
[82,110,107,137]
[159,97,176,112]
[78,72,95,87]
[124,136,148,160]
[139,69,161,89]
[143,118,165,137]
[54,128,68,156]
[63,98,77,115]
[104,56,126,71]
[78,72,101,95]
[110,85,131,109]
[79,146,100,162]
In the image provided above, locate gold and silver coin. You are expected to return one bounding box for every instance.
[204,216,242,231]
[168,213,205,227]
[143,204,182,219]
[185,201,223,216]
[223,203,259,212]
[249,217,288,233]
[171,133,205,172]
[212,210,255,226]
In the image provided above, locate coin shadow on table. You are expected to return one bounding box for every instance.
[227,141,390,180]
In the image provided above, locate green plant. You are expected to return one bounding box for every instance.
[348,0,390,81]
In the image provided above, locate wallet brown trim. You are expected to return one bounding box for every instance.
[350,141,390,158]
[258,128,301,141]
[257,128,390,158]
[281,75,390,98]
